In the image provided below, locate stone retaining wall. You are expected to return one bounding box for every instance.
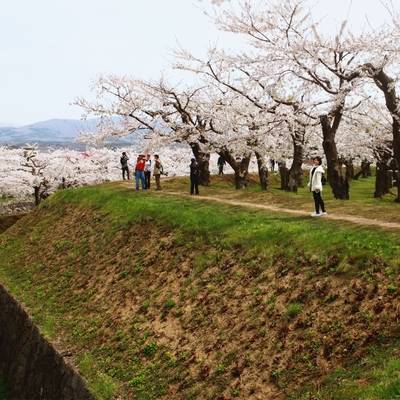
[0,284,94,400]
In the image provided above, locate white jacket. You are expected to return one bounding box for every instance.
[308,165,324,192]
[144,160,152,172]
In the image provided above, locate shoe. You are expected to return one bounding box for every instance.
[311,212,321,217]
[321,212,328,216]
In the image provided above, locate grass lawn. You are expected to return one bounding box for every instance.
[158,173,400,224]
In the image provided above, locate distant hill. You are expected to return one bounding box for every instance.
[0,118,142,147]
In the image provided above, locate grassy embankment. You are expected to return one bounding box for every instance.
[0,181,400,399]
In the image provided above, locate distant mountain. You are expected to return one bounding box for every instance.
[0,118,142,147]
[0,119,98,145]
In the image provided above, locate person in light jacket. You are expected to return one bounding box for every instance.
[308,156,327,217]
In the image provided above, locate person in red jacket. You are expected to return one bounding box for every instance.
[135,155,146,190]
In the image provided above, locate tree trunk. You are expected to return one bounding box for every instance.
[320,115,350,200]
[279,161,290,191]
[288,130,304,192]
[361,160,372,178]
[370,68,400,202]
[393,169,400,202]
[344,159,355,181]
[234,155,251,189]
[255,151,268,191]
[395,165,400,203]
[34,186,40,206]
[191,143,210,186]
[219,149,251,189]
[374,163,390,198]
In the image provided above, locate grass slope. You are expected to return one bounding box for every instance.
[0,184,400,399]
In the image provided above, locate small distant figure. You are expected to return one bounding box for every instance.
[190,158,200,195]
[144,154,152,189]
[153,154,163,190]
[135,154,146,190]
[120,152,130,180]
[217,155,226,175]
[270,159,276,172]
[308,156,327,217]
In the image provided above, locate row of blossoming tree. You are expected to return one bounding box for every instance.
[1,145,230,206]
[76,0,400,201]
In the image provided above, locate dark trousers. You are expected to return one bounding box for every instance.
[218,165,224,175]
[190,176,199,195]
[154,174,161,190]
[145,171,151,189]
[313,191,326,214]
[122,167,130,180]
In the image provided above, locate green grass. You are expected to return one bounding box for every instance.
[162,173,400,223]
[293,343,400,400]
[285,303,303,319]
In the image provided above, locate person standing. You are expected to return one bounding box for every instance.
[308,156,327,217]
[217,155,226,175]
[190,158,200,195]
[153,154,163,190]
[135,155,146,190]
[120,152,130,180]
[144,154,152,189]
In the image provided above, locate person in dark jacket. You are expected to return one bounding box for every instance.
[190,158,200,195]
[120,152,130,180]
[217,155,226,175]
[144,154,152,189]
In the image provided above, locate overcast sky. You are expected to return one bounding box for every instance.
[0,0,394,125]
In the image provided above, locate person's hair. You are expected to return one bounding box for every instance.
[154,154,159,159]
[122,152,126,156]
[314,156,322,165]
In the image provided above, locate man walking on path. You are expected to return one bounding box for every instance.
[120,152,130,180]
[153,154,163,190]
[308,156,327,217]
[217,155,226,175]
[190,158,200,195]
[135,155,146,190]
[144,154,152,189]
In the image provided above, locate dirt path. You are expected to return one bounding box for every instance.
[161,191,400,230]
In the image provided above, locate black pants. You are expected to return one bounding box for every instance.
[122,167,129,180]
[190,176,199,195]
[145,171,151,189]
[218,165,224,175]
[313,190,326,214]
